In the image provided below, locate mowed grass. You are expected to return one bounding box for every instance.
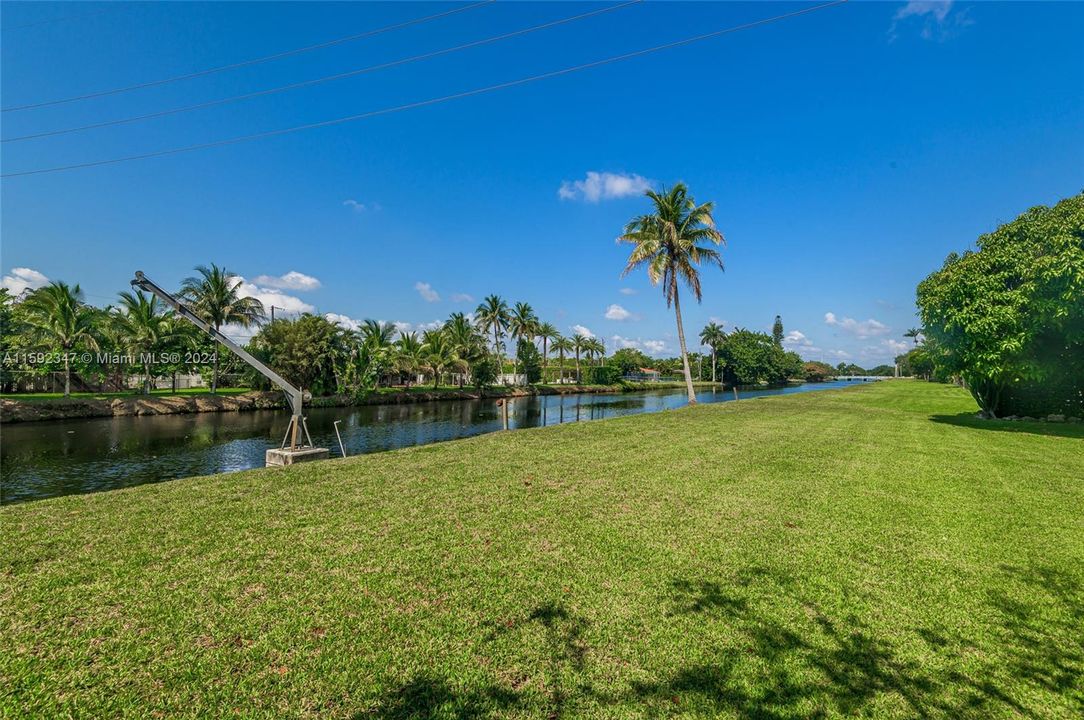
[1,381,1082,719]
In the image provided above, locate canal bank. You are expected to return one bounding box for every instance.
[0,381,860,503]
[0,381,727,424]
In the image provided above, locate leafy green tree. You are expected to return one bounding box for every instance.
[718,328,800,385]
[772,315,784,346]
[469,354,499,389]
[619,183,725,404]
[248,314,345,395]
[444,312,485,387]
[699,322,725,383]
[179,264,264,393]
[917,193,1084,416]
[608,347,652,376]
[358,320,398,388]
[516,339,542,384]
[20,281,100,397]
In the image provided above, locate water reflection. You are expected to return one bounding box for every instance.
[1,381,860,503]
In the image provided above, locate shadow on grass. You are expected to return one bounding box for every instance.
[930,412,1084,439]
[359,566,1083,718]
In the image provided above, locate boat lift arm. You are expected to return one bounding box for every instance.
[130,270,310,449]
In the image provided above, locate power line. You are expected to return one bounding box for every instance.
[3,0,643,143]
[1,0,496,113]
[2,1,849,179]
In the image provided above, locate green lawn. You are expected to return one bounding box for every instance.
[2,381,1081,718]
[0,387,252,402]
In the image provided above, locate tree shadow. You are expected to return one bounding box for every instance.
[356,566,1083,718]
[634,564,1083,718]
[929,413,1084,439]
[360,600,597,719]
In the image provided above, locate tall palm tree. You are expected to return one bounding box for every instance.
[509,301,538,379]
[475,294,510,367]
[699,322,725,384]
[113,290,173,394]
[551,336,572,384]
[571,333,588,383]
[179,264,265,393]
[21,282,101,397]
[904,327,923,346]
[585,337,605,366]
[619,183,725,404]
[535,321,558,384]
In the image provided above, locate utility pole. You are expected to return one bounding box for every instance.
[270,305,286,322]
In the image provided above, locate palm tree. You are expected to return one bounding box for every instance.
[422,329,457,389]
[551,336,572,384]
[444,312,482,386]
[509,302,538,378]
[571,333,588,383]
[585,337,605,366]
[21,282,101,397]
[535,321,558,384]
[904,327,923,346]
[179,264,265,393]
[113,290,172,394]
[619,183,725,405]
[359,320,398,387]
[475,294,510,368]
[396,332,425,388]
[699,322,725,384]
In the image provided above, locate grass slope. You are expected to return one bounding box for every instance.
[2,381,1082,719]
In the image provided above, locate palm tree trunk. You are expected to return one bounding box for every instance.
[63,352,71,398]
[711,348,716,384]
[575,352,581,384]
[672,285,696,405]
[542,338,548,384]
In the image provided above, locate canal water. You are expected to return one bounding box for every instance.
[1,380,862,503]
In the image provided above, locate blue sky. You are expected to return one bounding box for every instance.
[2,1,1082,365]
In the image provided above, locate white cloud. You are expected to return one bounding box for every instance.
[450,292,474,303]
[643,340,667,355]
[604,303,639,321]
[570,324,594,338]
[236,278,314,316]
[610,334,668,357]
[619,287,637,296]
[1,267,49,295]
[325,313,362,331]
[342,199,371,212]
[824,312,890,339]
[882,339,910,355]
[783,330,813,348]
[558,171,652,203]
[250,270,321,292]
[414,281,440,303]
[889,1,969,41]
[392,319,443,336]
